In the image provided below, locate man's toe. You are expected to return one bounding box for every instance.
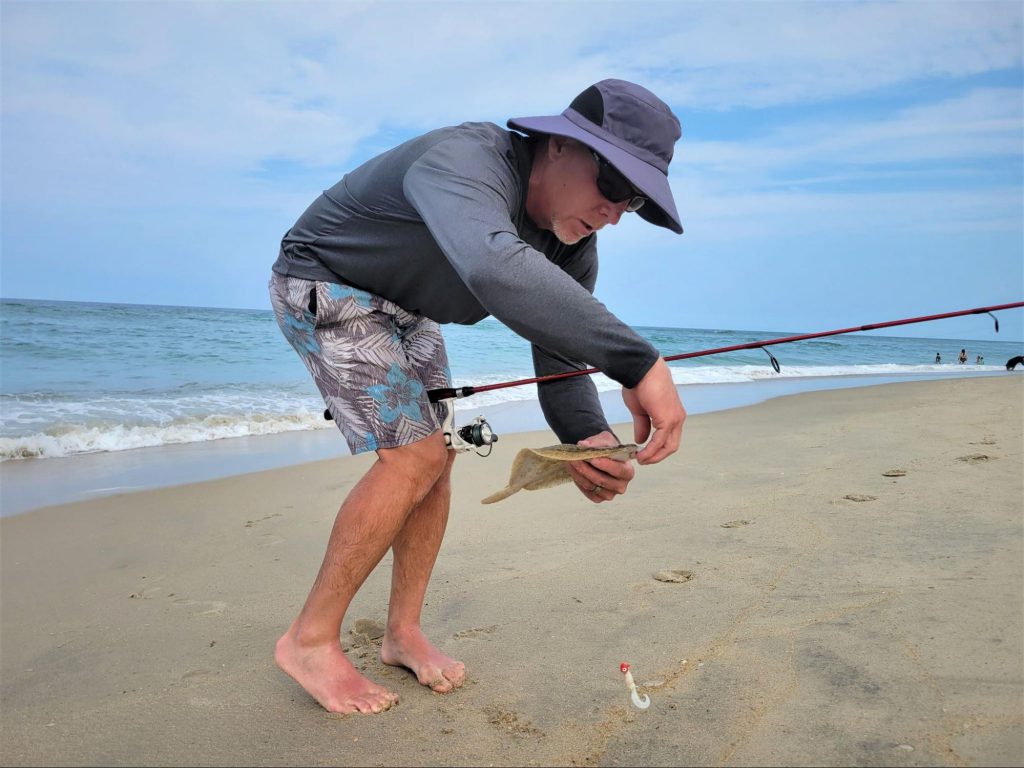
[444,663,466,687]
[429,676,454,693]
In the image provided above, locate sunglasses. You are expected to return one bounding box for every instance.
[591,151,647,212]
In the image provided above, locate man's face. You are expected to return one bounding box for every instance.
[532,137,632,245]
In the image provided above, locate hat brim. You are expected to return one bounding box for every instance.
[508,114,683,234]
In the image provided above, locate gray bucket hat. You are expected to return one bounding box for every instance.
[508,78,683,234]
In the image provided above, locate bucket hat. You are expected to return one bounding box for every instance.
[508,79,683,234]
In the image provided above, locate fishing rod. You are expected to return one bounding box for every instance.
[432,301,1023,400]
[430,300,1023,452]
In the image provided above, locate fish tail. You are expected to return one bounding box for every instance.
[480,486,518,504]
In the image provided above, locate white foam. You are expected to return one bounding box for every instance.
[0,363,1005,461]
[0,411,332,460]
[453,362,1002,407]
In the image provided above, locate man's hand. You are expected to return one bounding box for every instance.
[566,430,636,504]
[621,358,686,465]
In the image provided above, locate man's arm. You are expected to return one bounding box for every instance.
[403,130,684,472]
[531,343,611,445]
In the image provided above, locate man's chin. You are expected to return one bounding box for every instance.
[551,218,584,246]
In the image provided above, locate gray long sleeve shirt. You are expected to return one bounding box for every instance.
[272,121,659,443]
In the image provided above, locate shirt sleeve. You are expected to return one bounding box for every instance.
[531,343,615,443]
[402,133,659,390]
[527,237,611,443]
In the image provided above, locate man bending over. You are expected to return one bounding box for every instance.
[269,79,687,714]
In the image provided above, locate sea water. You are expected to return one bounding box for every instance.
[1,298,1019,514]
[2,297,1019,461]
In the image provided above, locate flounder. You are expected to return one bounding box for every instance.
[481,443,638,504]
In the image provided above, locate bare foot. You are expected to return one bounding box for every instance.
[275,630,398,714]
[380,626,465,693]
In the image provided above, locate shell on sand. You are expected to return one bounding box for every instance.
[481,444,638,504]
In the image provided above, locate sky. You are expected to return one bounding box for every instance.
[2,0,1022,341]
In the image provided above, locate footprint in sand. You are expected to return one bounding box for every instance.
[958,453,995,464]
[653,569,694,583]
[342,621,385,658]
[484,706,543,737]
[881,469,906,477]
[720,519,753,528]
[843,494,877,502]
[171,597,228,616]
[355,618,385,635]
[128,585,165,600]
[455,625,498,639]
[969,437,997,446]
[349,618,386,643]
[128,574,167,599]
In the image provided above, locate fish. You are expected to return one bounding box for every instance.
[481,443,638,504]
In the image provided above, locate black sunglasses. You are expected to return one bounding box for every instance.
[591,151,647,212]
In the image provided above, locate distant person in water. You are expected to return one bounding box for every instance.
[958,348,968,364]
[935,352,941,364]
[976,355,983,365]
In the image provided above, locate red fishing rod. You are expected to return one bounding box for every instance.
[429,301,1024,404]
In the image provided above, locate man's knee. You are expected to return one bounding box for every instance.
[377,432,450,487]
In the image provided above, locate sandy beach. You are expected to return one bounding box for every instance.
[2,376,1022,766]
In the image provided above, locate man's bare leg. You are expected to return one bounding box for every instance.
[381,449,466,692]
[274,433,449,714]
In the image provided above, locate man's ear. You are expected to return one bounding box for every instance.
[548,135,571,158]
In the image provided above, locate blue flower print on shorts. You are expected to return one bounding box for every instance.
[269,273,450,454]
[367,364,425,424]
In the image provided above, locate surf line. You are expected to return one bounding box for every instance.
[428,301,1024,405]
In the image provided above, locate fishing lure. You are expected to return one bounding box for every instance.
[620,662,650,710]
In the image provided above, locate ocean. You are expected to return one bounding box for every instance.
[2,297,1020,462]
[1,298,1020,515]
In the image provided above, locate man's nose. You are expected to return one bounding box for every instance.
[599,199,629,226]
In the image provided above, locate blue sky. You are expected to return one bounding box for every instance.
[2,1,1022,341]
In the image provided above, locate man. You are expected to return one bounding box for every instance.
[269,79,687,714]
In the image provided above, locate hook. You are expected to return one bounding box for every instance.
[761,347,781,373]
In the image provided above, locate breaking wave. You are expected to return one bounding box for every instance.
[0,363,1000,461]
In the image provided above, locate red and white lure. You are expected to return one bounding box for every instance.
[620,662,651,710]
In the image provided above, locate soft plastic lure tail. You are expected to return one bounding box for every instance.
[620,662,650,709]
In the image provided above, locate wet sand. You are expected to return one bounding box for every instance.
[2,376,1022,766]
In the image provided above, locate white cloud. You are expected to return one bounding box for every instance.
[677,85,1022,204]
[636,1,1022,108]
[3,1,1021,185]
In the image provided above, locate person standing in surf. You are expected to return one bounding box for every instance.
[269,79,687,714]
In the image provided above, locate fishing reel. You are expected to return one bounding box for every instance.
[425,387,497,455]
[325,386,498,455]
[439,399,498,455]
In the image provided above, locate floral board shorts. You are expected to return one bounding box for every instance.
[269,273,452,454]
